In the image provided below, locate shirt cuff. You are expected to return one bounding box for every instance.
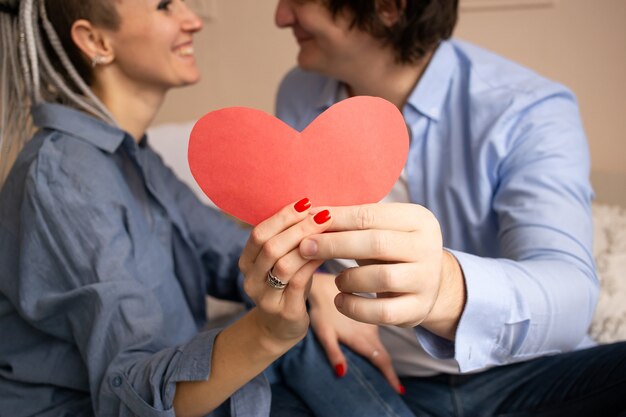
[171,328,271,417]
[171,328,221,382]
[447,250,513,372]
[414,326,455,359]
[107,330,222,417]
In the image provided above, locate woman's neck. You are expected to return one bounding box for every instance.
[92,77,166,143]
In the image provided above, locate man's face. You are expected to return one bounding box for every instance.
[274,0,382,80]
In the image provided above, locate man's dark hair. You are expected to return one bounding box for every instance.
[325,0,459,63]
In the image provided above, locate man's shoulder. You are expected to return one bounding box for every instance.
[451,39,571,98]
[276,68,335,128]
[278,67,332,96]
[447,40,577,122]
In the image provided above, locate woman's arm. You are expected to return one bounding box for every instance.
[174,200,333,417]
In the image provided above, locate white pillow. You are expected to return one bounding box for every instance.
[147,121,215,207]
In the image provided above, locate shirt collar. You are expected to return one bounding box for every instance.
[314,75,341,112]
[405,40,456,121]
[312,40,457,122]
[31,102,127,154]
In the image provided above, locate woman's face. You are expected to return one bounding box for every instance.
[105,0,203,92]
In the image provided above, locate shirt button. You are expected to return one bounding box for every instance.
[112,376,123,387]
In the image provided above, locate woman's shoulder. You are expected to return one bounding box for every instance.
[0,128,129,263]
[15,128,128,205]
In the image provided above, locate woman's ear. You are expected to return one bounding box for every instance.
[376,0,406,27]
[70,19,114,67]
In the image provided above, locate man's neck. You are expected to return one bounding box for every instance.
[344,49,434,111]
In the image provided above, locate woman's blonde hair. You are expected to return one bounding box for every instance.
[0,0,119,185]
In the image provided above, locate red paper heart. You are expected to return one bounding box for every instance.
[188,96,408,225]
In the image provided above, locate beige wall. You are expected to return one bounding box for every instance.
[154,0,626,204]
[154,1,296,123]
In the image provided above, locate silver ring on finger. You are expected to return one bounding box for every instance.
[267,268,287,290]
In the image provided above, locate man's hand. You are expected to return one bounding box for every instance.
[301,203,466,340]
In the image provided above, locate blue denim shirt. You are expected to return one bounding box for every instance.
[0,103,268,417]
[276,40,598,373]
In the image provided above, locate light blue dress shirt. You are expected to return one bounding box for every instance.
[276,40,598,373]
[0,103,268,416]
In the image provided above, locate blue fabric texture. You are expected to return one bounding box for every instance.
[0,103,269,417]
[270,39,625,417]
[276,40,598,373]
[271,341,626,416]
[271,330,416,417]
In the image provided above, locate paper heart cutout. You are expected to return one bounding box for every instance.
[188,96,409,225]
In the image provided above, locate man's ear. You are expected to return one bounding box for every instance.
[376,0,406,27]
[70,19,114,66]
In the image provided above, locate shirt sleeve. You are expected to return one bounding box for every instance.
[416,90,598,372]
[16,161,262,416]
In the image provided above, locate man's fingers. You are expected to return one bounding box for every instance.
[334,293,429,328]
[311,203,433,233]
[335,263,425,294]
[300,229,412,261]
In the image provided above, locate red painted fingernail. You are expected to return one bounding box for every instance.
[335,363,346,378]
[313,209,331,224]
[399,384,406,395]
[294,198,311,213]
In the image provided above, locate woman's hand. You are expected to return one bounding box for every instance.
[300,203,466,340]
[174,199,333,417]
[239,198,333,351]
[309,273,404,394]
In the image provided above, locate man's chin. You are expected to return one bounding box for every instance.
[297,52,320,73]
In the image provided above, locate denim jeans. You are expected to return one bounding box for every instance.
[268,329,415,417]
[269,331,626,417]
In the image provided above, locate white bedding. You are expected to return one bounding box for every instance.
[590,203,626,343]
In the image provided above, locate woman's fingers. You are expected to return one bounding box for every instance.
[239,198,313,272]
[280,259,322,315]
[270,247,311,285]
[250,259,321,345]
[243,210,332,302]
[310,303,402,391]
[241,198,332,302]
[253,209,332,276]
[345,337,403,394]
[312,322,348,378]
